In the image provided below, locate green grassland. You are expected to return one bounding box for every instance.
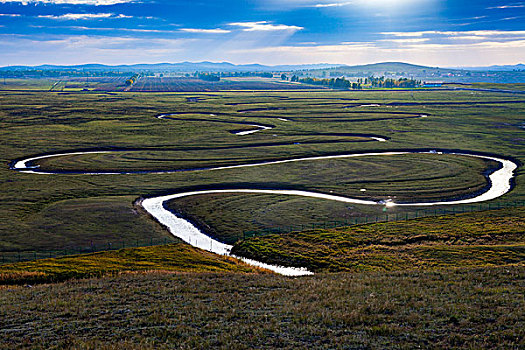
[470,82,525,91]
[0,81,524,349]
[231,207,525,272]
[1,85,524,252]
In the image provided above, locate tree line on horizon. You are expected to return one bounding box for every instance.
[288,75,421,89]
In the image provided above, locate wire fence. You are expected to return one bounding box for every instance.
[0,237,176,265]
[241,200,525,239]
[1,200,523,265]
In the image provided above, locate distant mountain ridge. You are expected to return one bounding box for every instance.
[456,64,525,72]
[0,62,341,72]
[2,61,521,73]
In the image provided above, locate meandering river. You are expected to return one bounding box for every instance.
[11,149,518,276]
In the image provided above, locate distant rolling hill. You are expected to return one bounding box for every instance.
[304,62,463,77]
[456,64,525,72]
[301,62,525,83]
[0,62,341,73]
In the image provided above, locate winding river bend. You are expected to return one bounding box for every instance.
[11,149,518,276]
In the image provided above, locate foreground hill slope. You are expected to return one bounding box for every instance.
[0,266,523,349]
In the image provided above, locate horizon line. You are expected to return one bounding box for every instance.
[1,60,524,70]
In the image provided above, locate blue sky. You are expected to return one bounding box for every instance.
[0,0,524,66]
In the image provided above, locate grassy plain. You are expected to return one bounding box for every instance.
[0,83,524,251]
[470,82,525,91]
[0,80,524,349]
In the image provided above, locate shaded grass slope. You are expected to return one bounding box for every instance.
[231,207,525,272]
[0,195,176,252]
[0,243,264,285]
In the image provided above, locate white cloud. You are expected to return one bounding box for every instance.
[381,31,426,37]
[379,38,429,43]
[38,13,131,20]
[314,1,352,8]
[0,0,134,5]
[381,30,525,38]
[0,13,21,17]
[1,32,524,67]
[0,34,196,65]
[449,36,489,41]
[236,41,524,66]
[487,4,525,9]
[28,25,187,34]
[180,28,231,34]
[230,42,373,55]
[123,28,176,33]
[229,21,303,32]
